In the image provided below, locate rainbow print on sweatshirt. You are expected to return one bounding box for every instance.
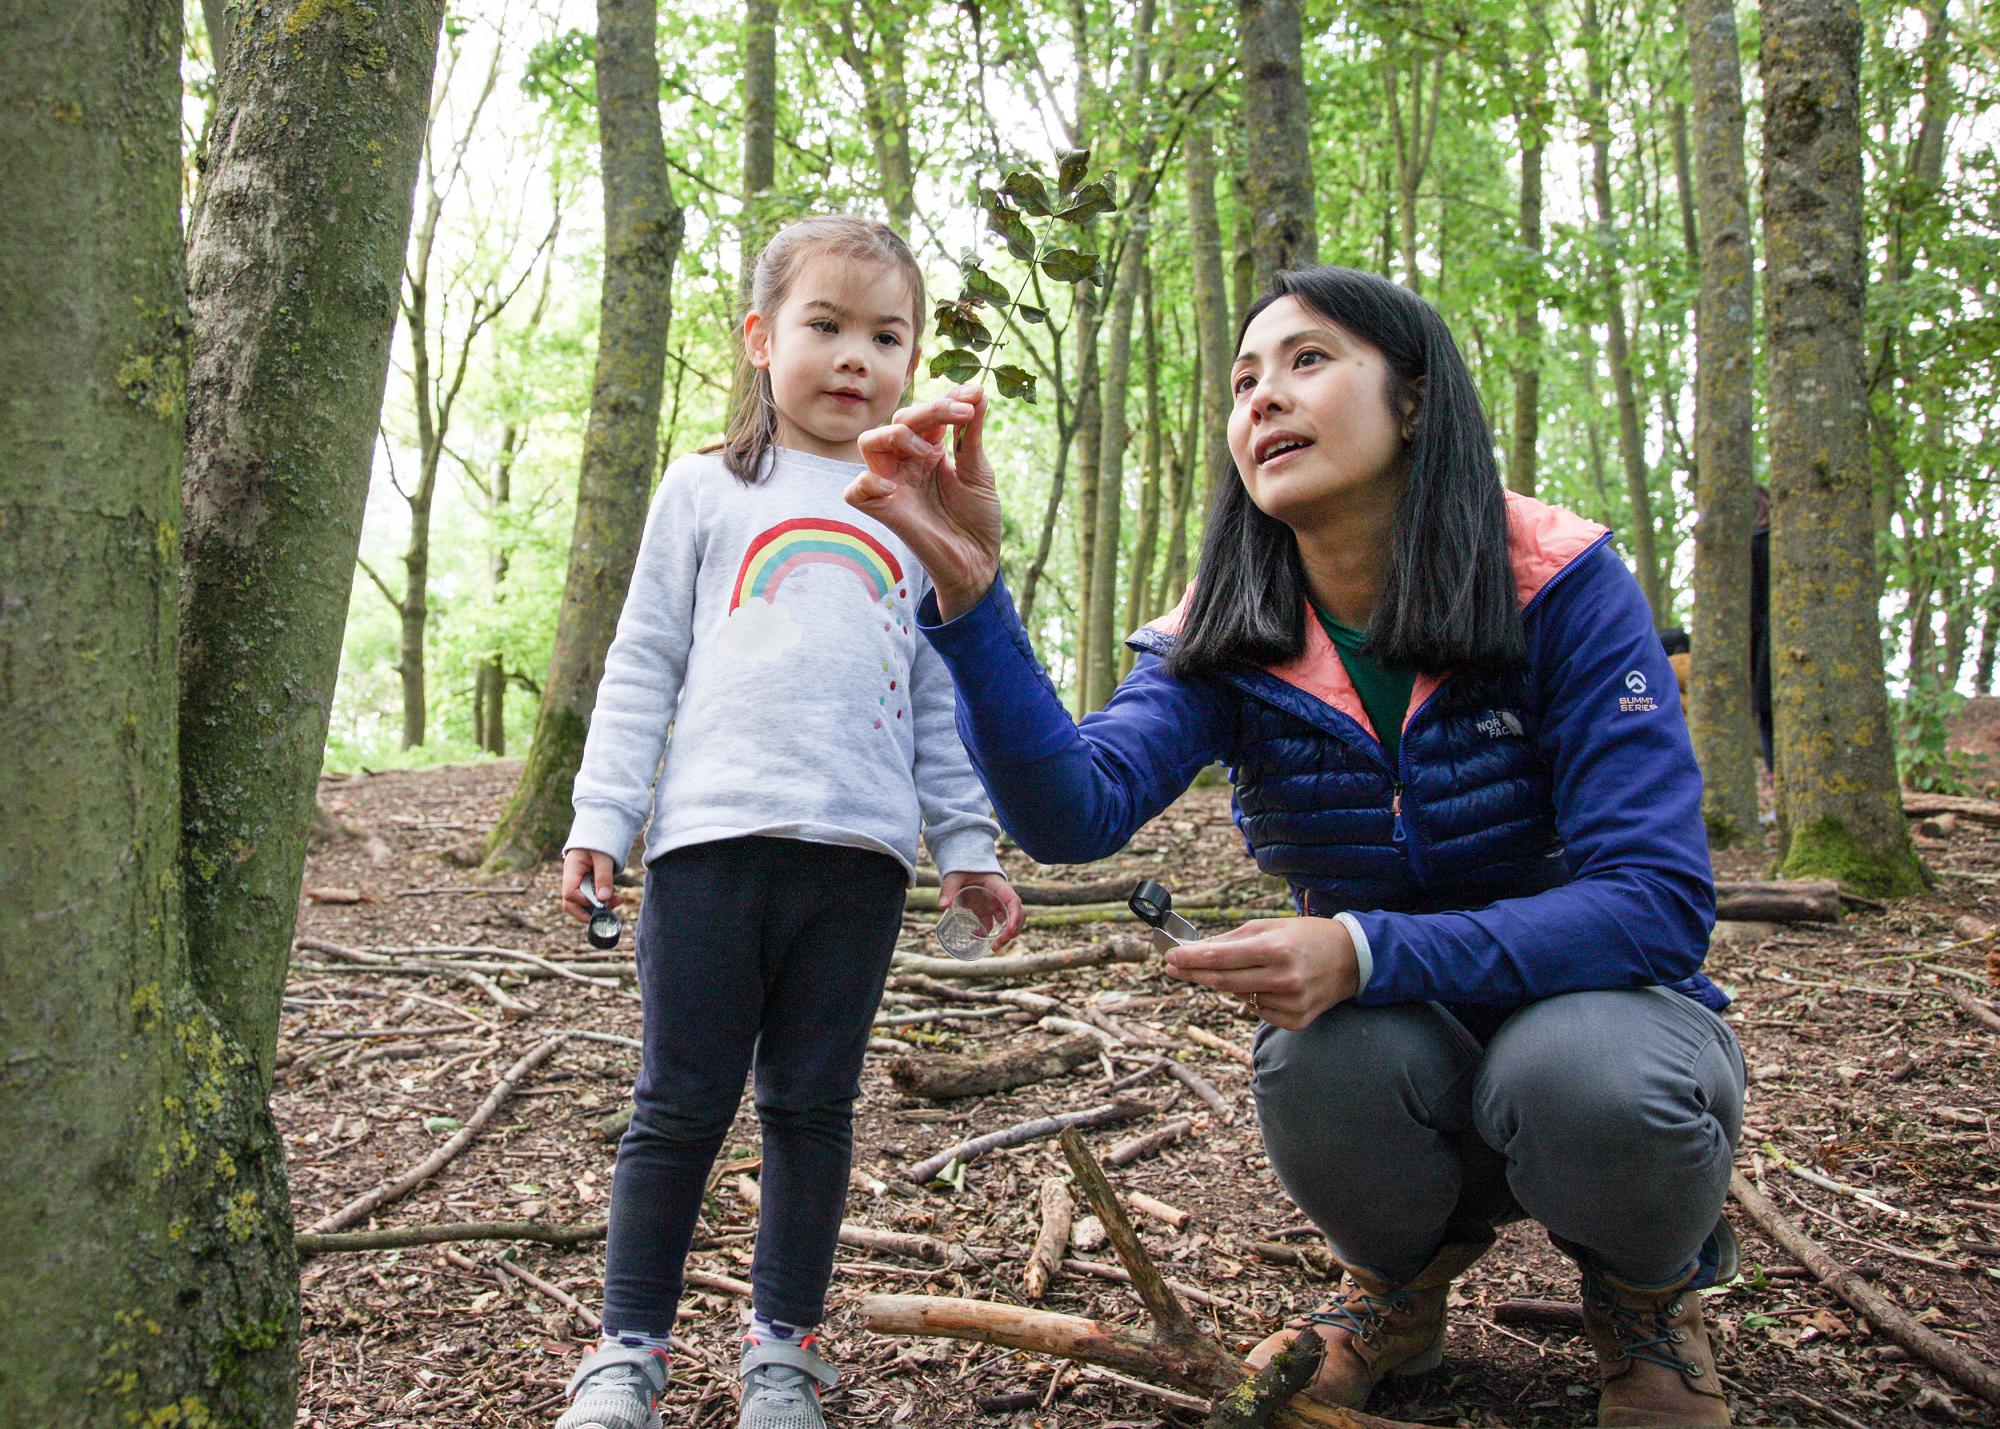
[728,517,906,613]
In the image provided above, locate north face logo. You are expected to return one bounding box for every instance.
[1625,670,1648,694]
[1475,710,1525,739]
[1620,669,1658,713]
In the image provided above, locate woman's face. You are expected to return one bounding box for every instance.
[1226,296,1410,530]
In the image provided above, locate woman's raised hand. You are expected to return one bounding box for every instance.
[847,384,1002,618]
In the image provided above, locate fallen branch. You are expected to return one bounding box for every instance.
[1025,1176,1074,1300]
[1183,1024,1255,1067]
[731,1174,957,1264]
[905,875,1144,909]
[1712,880,1841,923]
[890,937,1153,980]
[1127,1191,1190,1231]
[1493,1298,1585,1330]
[1059,1259,1250,1316]
[1204,1337,1325,1429]
[887,1034,1101,1100]
[1108,1117,1195,1168]
[306,1034,569,1234]
[1730,1171,2000,1409]
[1940,981,2000,1036]
[1902,791,2000,828]
[903,1099,1150,1185]
[297,1218,606,1256]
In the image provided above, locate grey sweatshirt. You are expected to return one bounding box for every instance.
[565,446,1001,879]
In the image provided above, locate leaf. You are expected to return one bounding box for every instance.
[929,349,983,382]
[424,1116,463,1134]
[1038,247,1103,286]
[934,301,993,350]
[993,365,1037,402]
[1000,170,1054,217]
[1016,304,1048,324]
[1056,179,1117,225]
[960,268,1010,306]
[985,202,1036,263]
[1057,147,1091,198]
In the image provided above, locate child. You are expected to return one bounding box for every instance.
[554,215,1023,1429]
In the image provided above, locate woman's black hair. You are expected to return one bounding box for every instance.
[1166,265,1524,682]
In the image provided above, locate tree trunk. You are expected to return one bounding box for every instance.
[1229,155,1255,328]
[1123,262,1166,678]
[1084,0,1157,712]
[1762,0,1924,895]
[1507,24,1546,499]
[1385,54,1444,296]
[484,0,683,872]
[1584,0,1663,620]
[1238,0,1316,285]
[1975,580,1999,696]
[1184,96,1233,512]
[476,422,526,756]
[739,0,777,297]
[3,0,444,1418]
[1158,338,1200,610]
[1684,0,1760,847]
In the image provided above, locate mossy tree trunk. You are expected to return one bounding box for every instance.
[1238,0,1316,285]
[1180,31,1232,514]
[485,0,682,873]
[2,0,443,1419]
[1122,261,1166,678]
[1684,0,1761,848]
[1761,0,1924,896]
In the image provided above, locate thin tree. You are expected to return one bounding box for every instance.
[1507,3,1547,499]
[1083,0,1160,711]
[740,0,778,294]
[1761,0,1924,893]
[362,38,556,748]
[1239,0,1317,283]
[1683,0,1760,845]
[2,0,444,1417]
[1385,52,1446,295]
[1583,0,1665,619]
[1123,258,1168,678]
[1180,0,1233,512]
[484,0,684,871]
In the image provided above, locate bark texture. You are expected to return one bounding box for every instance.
[182,0,448,1087]
[1238,0,1316,284]
[1184,96,1233,512]
[1761,0,1924,894]
[739,0,777,297]
[485,0,682,871]
[1684,0,1761,846]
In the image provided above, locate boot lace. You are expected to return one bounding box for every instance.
[1596,1290,1705,1379]
[1305,1287,1413,1349]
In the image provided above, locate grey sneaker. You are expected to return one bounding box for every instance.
[556,1343,670,1429]
[737,1333,838,1429]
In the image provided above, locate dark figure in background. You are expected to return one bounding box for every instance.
[1751,485,1773,773]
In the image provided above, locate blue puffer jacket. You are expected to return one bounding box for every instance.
[920,493,1725,1011]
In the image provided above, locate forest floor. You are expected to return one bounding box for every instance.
[288,760,1999,1428]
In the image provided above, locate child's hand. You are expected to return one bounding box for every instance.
[561,847,623,925]
[939,869,1025,950]
[848,384,1002,618]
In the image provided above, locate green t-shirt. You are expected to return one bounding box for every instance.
[1312,606,1418,768]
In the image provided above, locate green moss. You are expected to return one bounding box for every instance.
[1779,814,1925,898]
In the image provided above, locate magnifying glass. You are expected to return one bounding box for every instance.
[1129,878,1199,953]
[576,880,623,951]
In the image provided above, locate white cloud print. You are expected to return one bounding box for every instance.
[716,599,801,664]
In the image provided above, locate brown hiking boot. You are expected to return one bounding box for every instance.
[1581,1266,1732,1426]
[1244,1236,1492,1408]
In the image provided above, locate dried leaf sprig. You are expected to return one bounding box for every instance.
[929,149,1119,404]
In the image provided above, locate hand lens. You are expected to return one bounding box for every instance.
[1129,878,1199,953]
[577,881,623,951]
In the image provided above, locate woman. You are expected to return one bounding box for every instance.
[846,266,1744,1427]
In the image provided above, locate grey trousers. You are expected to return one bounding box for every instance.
[1253,986,1746,1288]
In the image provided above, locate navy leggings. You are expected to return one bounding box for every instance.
[601,836,907,1335]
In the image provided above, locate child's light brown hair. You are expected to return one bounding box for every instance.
[719,215,925,485]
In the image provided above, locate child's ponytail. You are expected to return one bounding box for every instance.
[717,215,925,485]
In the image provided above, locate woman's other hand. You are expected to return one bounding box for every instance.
[848,384,1002,618]
[561,847,623,925]
[1162,916,1362,1029]
[938,868,1026,950]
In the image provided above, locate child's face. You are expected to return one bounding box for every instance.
[747,254,919,462]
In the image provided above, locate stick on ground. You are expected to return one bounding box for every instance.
[1730,1171,2000,1409]
[306,1033,569,1235]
